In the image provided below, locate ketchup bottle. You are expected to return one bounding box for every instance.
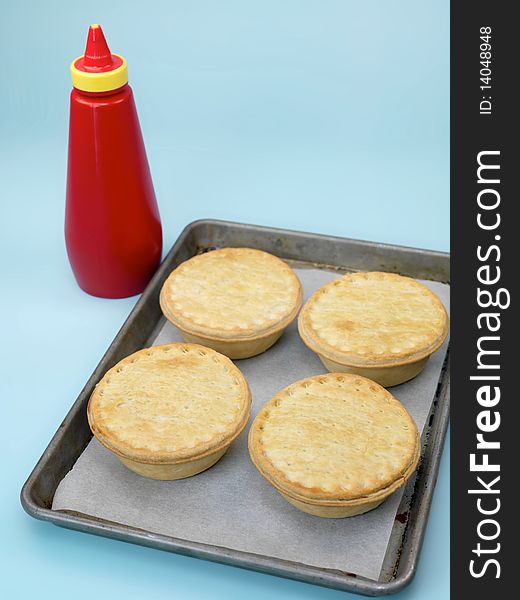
[65,24,162,298]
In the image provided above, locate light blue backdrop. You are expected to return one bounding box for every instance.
[0,1,449,599]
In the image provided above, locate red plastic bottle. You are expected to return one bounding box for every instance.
[65,24,162,298]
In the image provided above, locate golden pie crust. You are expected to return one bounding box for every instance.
[248,373,420,517]
[298,272,449,386]
[160,248,303,359]
[88,343,251,480]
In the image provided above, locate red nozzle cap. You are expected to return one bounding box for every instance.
[73,24,124,74]
[83,24,113,70]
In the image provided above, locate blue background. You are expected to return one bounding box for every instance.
[0,1,449,598]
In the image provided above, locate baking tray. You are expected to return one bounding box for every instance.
[21,219,450,596]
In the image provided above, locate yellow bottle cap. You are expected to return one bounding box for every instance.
[70,24,128,93]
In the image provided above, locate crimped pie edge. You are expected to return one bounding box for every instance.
[159,248,303,341]
[298,271,449,368]
[88,343,251,465]
[248,373,420,507]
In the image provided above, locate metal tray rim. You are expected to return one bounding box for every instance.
[185,218,450,260]
[21,218,450,596]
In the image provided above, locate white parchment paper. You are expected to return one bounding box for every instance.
[52,268,450,581]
